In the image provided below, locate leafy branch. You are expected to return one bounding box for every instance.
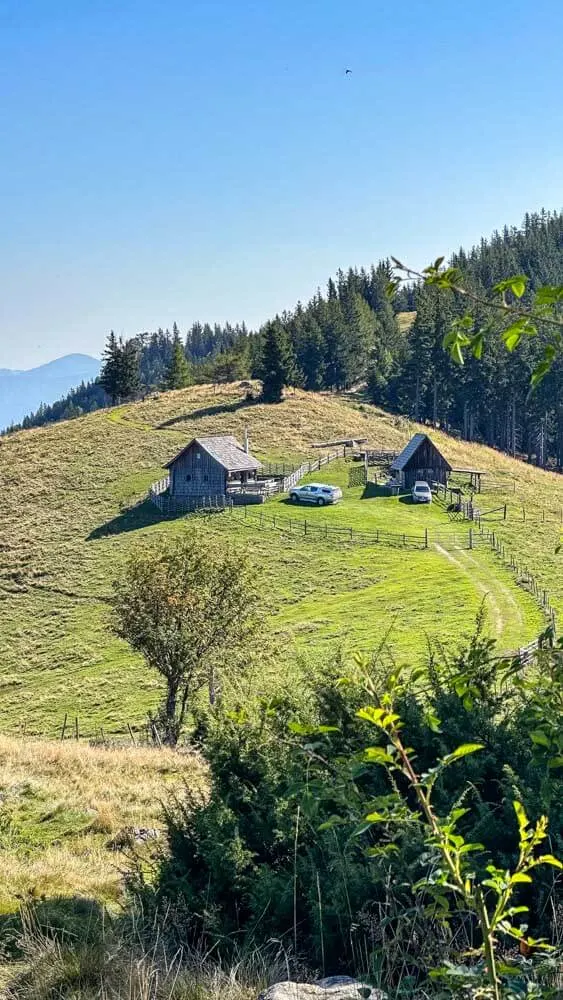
[388,258,563,388]
[350,660,561,1000]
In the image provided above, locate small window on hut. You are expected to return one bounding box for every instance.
[185,474,191,482]
[203,474,209,482]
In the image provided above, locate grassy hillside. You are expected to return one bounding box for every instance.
[0,382,560,737]
[0,736,204,912]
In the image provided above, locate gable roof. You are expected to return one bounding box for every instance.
[165,435,262,473]
[391,433,451,472]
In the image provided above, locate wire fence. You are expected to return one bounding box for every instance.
[228,504,429,548]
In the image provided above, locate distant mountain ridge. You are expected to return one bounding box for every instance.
[0,353,100,431]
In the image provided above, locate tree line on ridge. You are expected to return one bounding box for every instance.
[6,210,563,468]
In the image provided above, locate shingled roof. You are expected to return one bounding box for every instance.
[166,435,262,473]
[391,433,451,472]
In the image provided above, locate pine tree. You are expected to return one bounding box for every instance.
[296,318,325,391]
[120,338,141,400]
[164,333,192,390]
[99,331,121,404]
[258,318,296,402]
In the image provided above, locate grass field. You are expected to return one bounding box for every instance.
[0,736,204,913]
[0,382,559,738]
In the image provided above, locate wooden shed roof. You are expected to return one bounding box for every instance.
[165,435,262,472]
[391,433,452,472]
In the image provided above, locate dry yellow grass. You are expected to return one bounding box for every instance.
[397,310,416,333]
[0,736,205,909]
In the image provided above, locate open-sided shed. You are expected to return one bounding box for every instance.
[390,433,452,489]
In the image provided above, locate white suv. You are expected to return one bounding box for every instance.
[289,483,343,506]
[412,481,432,503]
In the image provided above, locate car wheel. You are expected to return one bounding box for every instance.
[290,494,298,503]
[317,498,325,506]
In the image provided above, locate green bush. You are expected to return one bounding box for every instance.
[143,627,562,980]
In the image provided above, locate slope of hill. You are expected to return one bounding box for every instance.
[0,354,100,431]
[0,734,204,914]
[0,382,560,738]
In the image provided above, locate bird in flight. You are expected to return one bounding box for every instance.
[345,68,352,74]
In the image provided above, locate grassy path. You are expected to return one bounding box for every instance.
[433,542,523,643]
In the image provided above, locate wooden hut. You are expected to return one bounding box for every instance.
[166,435,262,500]
[390,433,451,489]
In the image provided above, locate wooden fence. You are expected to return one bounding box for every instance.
[228,504,429,549]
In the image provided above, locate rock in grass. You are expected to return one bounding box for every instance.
[259,979,383,1000]
[106,826,160,851]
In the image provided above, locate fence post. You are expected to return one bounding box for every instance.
[504,504,507,520]
[75,716,79,740]
[469,528,473,550]
[304,519,308,535]
[350,527,353,541]
[425,527,428,548]
[60,713,68,741]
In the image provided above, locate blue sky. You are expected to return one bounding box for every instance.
[1,0,562,369]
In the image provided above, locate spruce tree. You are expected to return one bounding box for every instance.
[258,318,296,402]
[164,333,192,390]
[99,331,121,404]
[120,338,142,400]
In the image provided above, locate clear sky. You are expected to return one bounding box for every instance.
[1,0,562,369]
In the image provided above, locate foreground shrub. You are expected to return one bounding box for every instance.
[141,626,563,984]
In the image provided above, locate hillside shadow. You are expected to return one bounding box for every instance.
[157,395,256,429]
[87,498,184,540]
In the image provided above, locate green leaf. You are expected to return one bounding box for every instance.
[513,800,529,832]
[493,275,528,298]
[535,854,563,869]
[363,746,395,764]
[441,743,484,766]
[530,730,551,749]
[356,706,386,725]
[531,360,552,389]
[318,815,347,831]
[501,317,536,352]
[471,332,484,359]
[288,722,340,736]
[458,842,485,855]
[548,756,563,769]
[535,285,563,305]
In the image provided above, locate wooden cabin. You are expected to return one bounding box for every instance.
[166,435,262,499]
[390,433,451,489]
